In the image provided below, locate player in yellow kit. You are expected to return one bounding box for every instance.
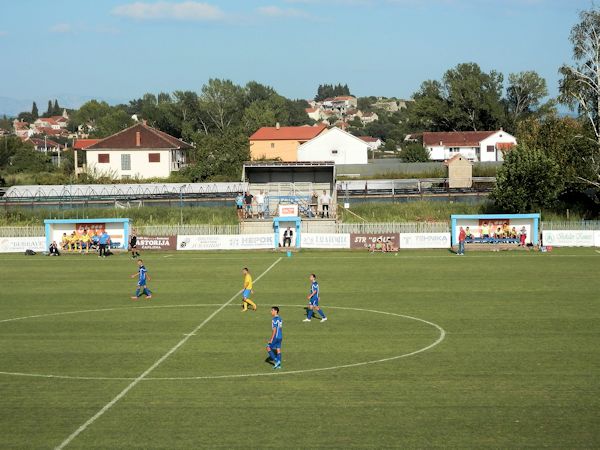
[241,267,257,312]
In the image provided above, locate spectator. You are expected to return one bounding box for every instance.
[457,227,466,255]
[98,230,110,258]
[256,190,265,219]
[49,241,60,256]
[130,231,139,258]
[320,190,331,218]
[244,191,254,219]
[519,226,527,247]
[235,192,244,220]
[283,227,293,247]
[310,191,319,217]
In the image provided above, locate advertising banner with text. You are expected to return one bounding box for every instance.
[399,233,451,249]
[177,234,274,250]
[137,236,176,250]
[301,233,350,249]
[542,230,595,247]
[350,233,399,250]
[0,237,46,253]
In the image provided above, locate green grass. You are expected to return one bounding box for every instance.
[0,249,599,448]
[0,206,238,226]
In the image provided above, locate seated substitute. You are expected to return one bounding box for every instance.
[49,241,60,256]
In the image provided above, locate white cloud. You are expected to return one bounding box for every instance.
[112,1,225,21]
[49,23,73,33]
[257,6,312,18]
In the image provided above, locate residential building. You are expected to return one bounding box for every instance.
[360,111,379,124]
[297,127,369,165]
[80,123,192,179]
[249,124,327,161]
[358,136,383,150]
[28,137,64,153]
[13,120,33,139]
[423,130,517,162]
[305,107,322,122]
[322,96,358,113]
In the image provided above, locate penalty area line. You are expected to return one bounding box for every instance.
[53,257,282,450]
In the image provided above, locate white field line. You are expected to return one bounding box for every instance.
[0,304,445,382]
[595,250,600,254]
[54,257,282,450]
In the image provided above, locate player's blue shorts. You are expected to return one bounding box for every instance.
[267,339,282,350]
[242,289,251,299]
[309,297,319,306]
[138,279,146,286]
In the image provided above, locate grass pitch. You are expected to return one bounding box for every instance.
[0,249,599,448]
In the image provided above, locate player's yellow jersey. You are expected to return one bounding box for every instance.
[81,234,90,243]
[244,274,253,290]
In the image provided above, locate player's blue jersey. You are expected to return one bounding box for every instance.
[309,281,319,300]
[138,265,147,283]
[272,315,283,340]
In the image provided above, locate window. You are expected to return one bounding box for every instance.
[449,147,460,153]
[331,149,338,155]
[121,153,131,171]
[149,153,161,163]
[98,154,110,163]
[270,143,275,149]
[487,145,495,152]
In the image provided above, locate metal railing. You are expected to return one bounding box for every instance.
[541,221,600,230]
[0,226,45,237]
[3,221,600,238]
[336,222,450,234]
[134,224,240,236]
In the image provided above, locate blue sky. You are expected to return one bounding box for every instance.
[0,0,592,106]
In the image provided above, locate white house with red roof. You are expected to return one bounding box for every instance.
[358,136,383,150]
[297,127,369,165]
[80,123,192,179]
[423,130,517,162]
[13,119,33,139]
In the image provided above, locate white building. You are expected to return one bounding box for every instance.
[81,123,192,179]
[305,107,323,122]
[298,127,369,165]
[423,130,517,162]
[358,136,383,150]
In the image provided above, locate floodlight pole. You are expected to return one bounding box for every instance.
[179,184,187,226]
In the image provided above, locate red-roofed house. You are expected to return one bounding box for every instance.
[27,137,64,153]
[73,139,101,150]
[423,130,516,162]
[305,107,322,121]
[249,124,327,161]
[78,123,192,179]
[13,119,33,139]
[358,136,383,150]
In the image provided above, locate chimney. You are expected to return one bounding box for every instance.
[136,131,141,147]
[276,122,280,130]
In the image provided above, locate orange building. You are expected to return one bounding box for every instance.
[249,124,327,161]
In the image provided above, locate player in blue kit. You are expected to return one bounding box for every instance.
[130,259,152,300]
[266,306,283,369]
[303,273,327,322]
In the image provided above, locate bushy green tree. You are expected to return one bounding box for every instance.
[31,102,39,119]
[401,143,430,162]
[491,145,564,213]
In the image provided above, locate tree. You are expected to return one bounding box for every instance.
[408,63,505,132]
[401,143,430,162]
[45,100,53,117]
[31,102,39,120]
[384,138,398,153]
[315,83,351,101]
[94,109,134,137]
[506,71,551,121]
[183,128,250,181]
[559,7,600,182]
[0,115,11,131]
[491,145,564,213]
[17,111,33,123]
[198,79,244,133]
[52,99,60,115]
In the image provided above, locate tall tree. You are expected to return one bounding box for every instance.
[198,79,244,133]
[506,71,551,120]
[45,100,53,117]
[31,102,39,120]
[559,7,600,182]
[52,99,60,115]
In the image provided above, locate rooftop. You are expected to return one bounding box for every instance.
[249,124,327,141]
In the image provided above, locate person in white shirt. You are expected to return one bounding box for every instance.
[320,190,331,218]
[255,191,265,219]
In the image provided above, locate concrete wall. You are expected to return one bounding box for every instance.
[337,160,501,177]
[249,140,300,161]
